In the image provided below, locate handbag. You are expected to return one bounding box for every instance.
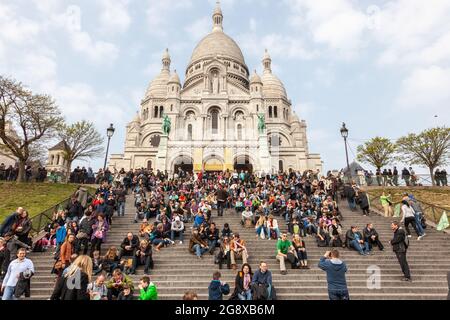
[76,231,88,239]
[94,230,103,239]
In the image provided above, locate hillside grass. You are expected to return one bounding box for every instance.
[366,187,450,223]
[0,182,96,223]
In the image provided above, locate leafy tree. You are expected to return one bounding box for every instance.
[396,127,450,186]
[58,120,104,182]
[357,137,396,170]
[0,76,62,181]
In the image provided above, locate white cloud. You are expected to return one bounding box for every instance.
[397,66,450,112]
[286,0,368,60]
[58,5,120,64]
[98,0,131,34]
[0,2,41,45]
[375,0,450,67]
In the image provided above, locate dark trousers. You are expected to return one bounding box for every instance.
[404,217,421,236]
[77,237,90,255]
[91,237,103,255]
[107,287,122,300]
[217,201,225,217]
[130,255,153,274]
[328,289,350,300]
[218,251,231,269]
[368,237,384,250]
[395,251,411,279]
[119,249,134,259]
[361,206,370,215]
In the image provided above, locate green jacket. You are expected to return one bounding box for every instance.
[380,195,392,206]
[106,275,134,291]
[139,283,158,300]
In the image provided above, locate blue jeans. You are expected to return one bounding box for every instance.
[238,289,252,300]
[1,286,16,300]
[328,289,350,300]
[193,244,208,257]
[270,228,281,239]
[117,202,125,216]
[256,226,269,239]
[208,240,218,252]
[171,230,184,242]
[414,213,424,235]
[350,240,369,254]
[347,198,356,210]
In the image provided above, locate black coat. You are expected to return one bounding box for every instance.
[206,228,220,242]
[50,271,90,300]
[357,192,369,208]
[14,271,33,298]
[363,227,379,241]
[120,236,140,252]
[391,228,407,253]
[343,185,355,199]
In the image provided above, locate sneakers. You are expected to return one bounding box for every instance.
[179,241,183,245]
[417,235,425,240]
[407,235,412,238]
[401,277,412,282]
[280,270,287,275]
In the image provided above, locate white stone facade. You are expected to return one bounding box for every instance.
[110,2,322,174]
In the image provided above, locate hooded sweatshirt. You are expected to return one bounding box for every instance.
[208,280,230,300]
[318,257,348,291]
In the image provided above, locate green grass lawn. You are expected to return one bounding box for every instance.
[0,182,96,223]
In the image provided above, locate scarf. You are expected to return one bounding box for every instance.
[243,273,251,290]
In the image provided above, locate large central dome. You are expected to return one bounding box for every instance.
[190,31,246,66]
[187,1,247,71]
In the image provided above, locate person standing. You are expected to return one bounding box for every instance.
[400,200,424,240]
[393,166,399,186]
[216,185,228,217]
[318,249,349,300]
[390,222,411,281]
[1,248,34,300]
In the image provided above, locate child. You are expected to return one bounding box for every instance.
[117,284,134,300]
[208,271,230,300]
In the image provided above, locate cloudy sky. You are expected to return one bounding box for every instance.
[1,0,449,173]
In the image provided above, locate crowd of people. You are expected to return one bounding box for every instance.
[0,164,438,300]
[345,166,448,187]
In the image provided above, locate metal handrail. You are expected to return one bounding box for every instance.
[342,173,448,187]
[29,192,94,239]
[366,191,449,226]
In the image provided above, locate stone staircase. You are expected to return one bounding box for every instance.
[27,195,450,300]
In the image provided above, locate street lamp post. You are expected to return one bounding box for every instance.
[340,123,351,181]
[103,124,115,171]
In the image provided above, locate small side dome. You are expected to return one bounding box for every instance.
[261,73,288,99]
[250,70,262,84]
[168,70,181,85]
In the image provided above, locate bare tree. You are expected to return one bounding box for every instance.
[58,120,104,182]
[0,76,63,182]
[396,127,450,186]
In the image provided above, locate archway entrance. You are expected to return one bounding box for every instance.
[203,158,224,172]
[234,155,253,173]
[173,155,194,174]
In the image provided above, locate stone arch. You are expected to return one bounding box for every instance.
[141,131,163,147]
[169,152,194,173]
[267,129,294,147]
[230,105,249,118]
[181,105,201,118]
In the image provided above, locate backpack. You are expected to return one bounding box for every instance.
[402,229,409,249]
